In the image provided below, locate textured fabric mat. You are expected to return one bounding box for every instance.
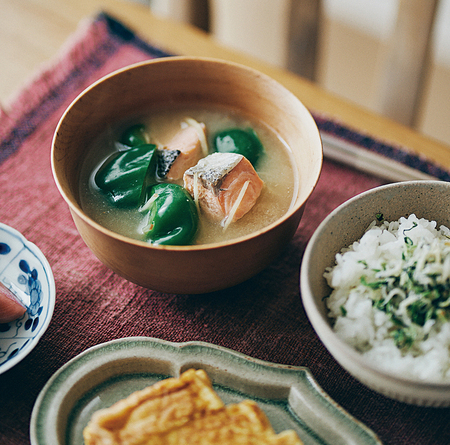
[0,12,449,445]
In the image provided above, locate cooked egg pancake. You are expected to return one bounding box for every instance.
[83,369,224,445]
[83,368,303,445]
[157,400,303,445]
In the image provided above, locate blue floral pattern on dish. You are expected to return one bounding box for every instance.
[0,243,11,255]
[0,223,55,373]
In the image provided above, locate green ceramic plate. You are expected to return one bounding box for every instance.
[30,337,381,445]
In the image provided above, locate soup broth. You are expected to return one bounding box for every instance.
[79,106,298,245]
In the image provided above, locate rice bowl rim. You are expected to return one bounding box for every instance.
[301,180,450,393]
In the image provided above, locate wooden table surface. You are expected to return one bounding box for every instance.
[2,0,450,172]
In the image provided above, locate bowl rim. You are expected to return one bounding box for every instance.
[51,56,323,251]
[300,179,450,390]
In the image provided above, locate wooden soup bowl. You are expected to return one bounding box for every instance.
[52,57,322,294]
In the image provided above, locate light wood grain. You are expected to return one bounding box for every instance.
[378,0,438,126]
[2,0,450,170]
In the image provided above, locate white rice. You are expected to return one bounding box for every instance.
[325,214,450,381]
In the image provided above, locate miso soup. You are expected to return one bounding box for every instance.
[79,105,298,245]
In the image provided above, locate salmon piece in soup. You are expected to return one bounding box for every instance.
[161,120,207,180]
[183,152,264,228]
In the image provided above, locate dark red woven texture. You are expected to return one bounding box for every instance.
[0,13,449,445]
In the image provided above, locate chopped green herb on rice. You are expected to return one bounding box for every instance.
[325,214,450,381]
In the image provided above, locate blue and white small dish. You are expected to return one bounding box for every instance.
[0,222,55,374]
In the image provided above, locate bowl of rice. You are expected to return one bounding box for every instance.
[300,180,450,406]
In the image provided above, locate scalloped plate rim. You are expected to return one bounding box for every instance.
[30,336,382,445]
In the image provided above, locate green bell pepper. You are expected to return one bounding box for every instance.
[140,183,198,246]
[213,127,264,167]
[95,144,157,207]
[120,123,149,147]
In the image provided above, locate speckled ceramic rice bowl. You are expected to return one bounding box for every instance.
[301,180,450,406]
